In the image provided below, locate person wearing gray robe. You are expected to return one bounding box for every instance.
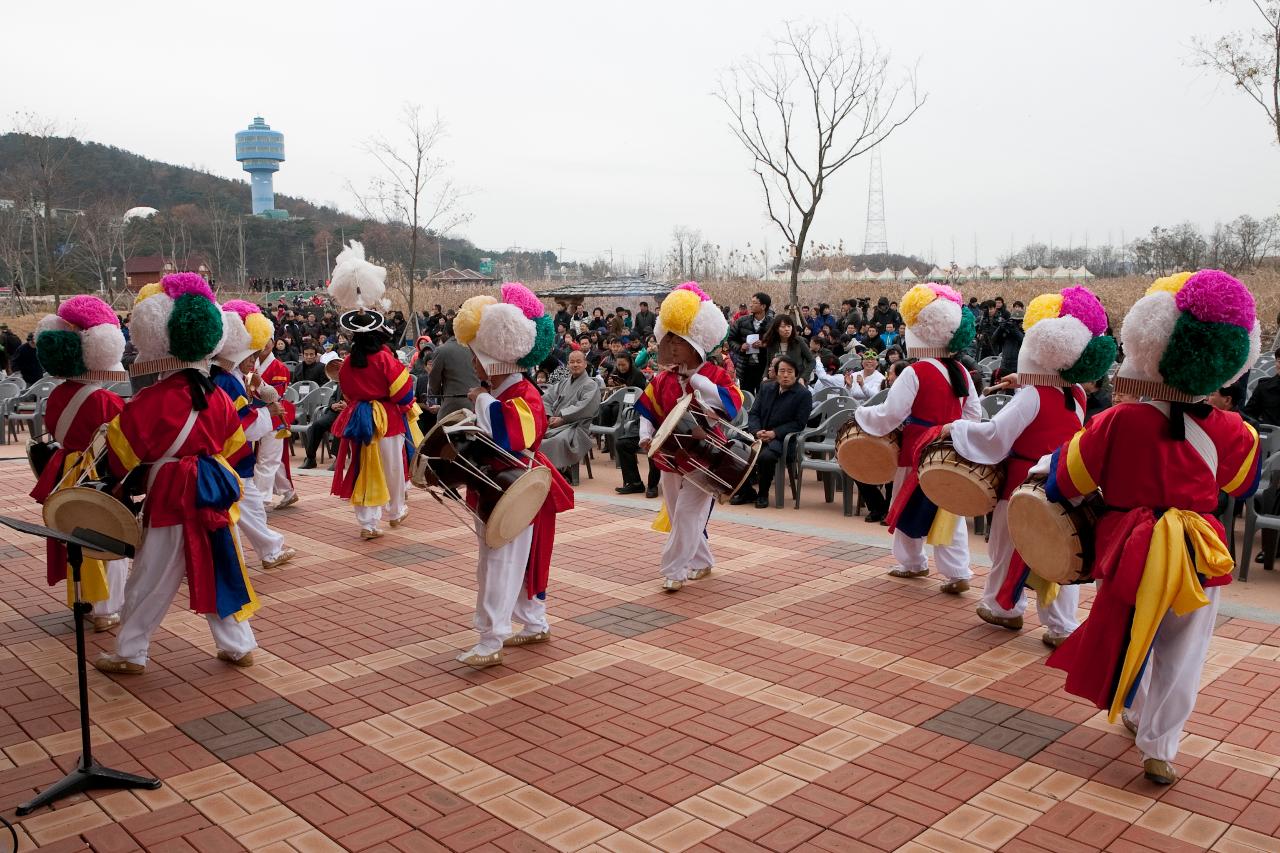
[540,350,601,471]
[428,338,479,420]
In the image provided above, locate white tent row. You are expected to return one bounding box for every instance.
[768,264,1095,282]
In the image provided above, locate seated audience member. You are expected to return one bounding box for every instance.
[1243,347,1280,426]
[730,356,813,508]
[301,354,345,470]
[606,352,646,391]
[848,350,885,403]
[540,350,602,476]
[292,345,328,384]
[811,350,848,394]
[1082,376,1112,423]
[1209,383,1259,430]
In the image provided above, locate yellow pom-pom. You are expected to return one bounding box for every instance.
[1146,271,1193,297]
[454,295,496,345]
[658,289,702,336]
[899,285,936,328]
[1023,293,1063,331]
[134,283,164,304]
[244,313,274,351]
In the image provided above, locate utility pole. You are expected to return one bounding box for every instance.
[300,241,307,282]
[324,233,331,282]
[238,217,246,289]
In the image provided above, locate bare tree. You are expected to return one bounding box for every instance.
[3,113,84,294]
[73,201,136,298]
[206,204,239,287]
[717,20,925,305]
[349,103,469,319]
[667,226,702,279]
[1193,1,1280,145]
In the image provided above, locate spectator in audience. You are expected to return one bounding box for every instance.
[1210,383,1259,430]
[540,350,602,476]
[608,307,628,337]
[633,301,656,339]
[1082,376,1113,423]
[588,307,608,333]
[301,354,345,470]
[1243,347,1280,426]
[990,300,1025,380]
[606,351,646,391]
[427,335,478,419]
[731,355,813,508]
[881,345,904,371]
[13,333,43,385]
[863,324,884,353]
[848,350,885,403]
[292,345,328,384]
[409,337,434,376]
[763,314,814,383]
[0,324,21,359]
[881,322,900,348]
[729,292,775,393]
[811,350,849,394]
[634,334,658,370]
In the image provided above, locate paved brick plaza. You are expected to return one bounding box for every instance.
[2,468,1280,852]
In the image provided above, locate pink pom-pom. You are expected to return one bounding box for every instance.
[675,281,710,301]
[1176,269,1256,330]
[1058,286,1108,336]
[221,299,261,320]
[161,272,215,302]
[928,283,962,305]
[501,282,544,319]
[58,295,119,330]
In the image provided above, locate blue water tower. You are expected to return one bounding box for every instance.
[235,116,285,215]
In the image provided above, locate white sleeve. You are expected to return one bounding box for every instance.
[689,372,727,415]
[640,417,655,441]
[949,386,1040,465]
[961,371,983,423]
[473,392,497,436]
[242,407,274,442]
[854,364,918,436]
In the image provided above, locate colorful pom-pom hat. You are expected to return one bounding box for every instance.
[128,273,226,376]
[1017,285,1117,386]
[1115,270,1260,402]
[654,282,727,359]
[216,300,276,366]
[327,241,390,335]
[899,283,975,359]
[454,282,555,376]
[34,295,128,382]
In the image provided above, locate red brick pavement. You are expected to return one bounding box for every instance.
[1,467,1279,852]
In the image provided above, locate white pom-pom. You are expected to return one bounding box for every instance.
[906,299,961,350]
[473,303,535,363]
[1019,317,1093,374]
[328,240,388,311]
[217,311,253,363]
[1117,292,1179,382]
[688,302,728,357]
[36,314,74,335]
[80,324,126,372]
[130,294,174,362]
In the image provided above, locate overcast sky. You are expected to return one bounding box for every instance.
[3,0,1277,267]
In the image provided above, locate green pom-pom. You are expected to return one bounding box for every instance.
[1061,335,1117,384]
[519,315,555,369]
[1158,315,1250,396]
[37,330,86,378]
[947,310,976,354]
[168,293,223,362]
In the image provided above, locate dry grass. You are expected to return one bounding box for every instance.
[3,271,1276,341]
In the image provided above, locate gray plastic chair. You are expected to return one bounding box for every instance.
[1239,452,1280,581]
[981,393,1013,420]
[781,409,856,513]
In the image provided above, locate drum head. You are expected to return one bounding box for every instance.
[43,485,141,562]
[485,466,552,549]
[1007,484,1083,585]
[647,394,693,460]
[918,467,998,517]
[836,430,898,485]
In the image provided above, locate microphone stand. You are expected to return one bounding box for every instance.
[0,517,162,814]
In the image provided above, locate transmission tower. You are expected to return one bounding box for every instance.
[862,145,889,257]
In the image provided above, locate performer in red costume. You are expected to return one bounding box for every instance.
[945,285,1116,646]
[855,284,981,593]
[633,282,742,592]
[29,296,130,631]
[1042,270,1261,785]
[95,274,260,675]
[451,283,572,667]
[255,339,297,509]
[325,242,420,539]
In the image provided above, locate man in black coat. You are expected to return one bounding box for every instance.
[632,301,656,340]
[1244,348,1280,426]
[12,334,43,385]
[731,355,813,508]
[727,292,775,394]
[291,345,328,384]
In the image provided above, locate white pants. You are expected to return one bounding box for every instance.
[982,500,1080,635]
[659,471,715,582]
[235,478,287,563]
[352,435,408,529]
[1129,586,1220,763]
[890,468,972,580]
[113,525,257,666]
[254,433,292,497]
[472,522,544,654]
[92,559,130,618]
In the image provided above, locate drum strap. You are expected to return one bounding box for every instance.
[146,409,201,493]
[53,383,98,444]
[904,415,936,428]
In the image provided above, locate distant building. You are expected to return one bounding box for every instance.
[424,267,498,287]
[124,255,211,290]
[235,116,286,217]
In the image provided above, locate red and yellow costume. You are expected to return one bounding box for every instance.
[331,347,421,507]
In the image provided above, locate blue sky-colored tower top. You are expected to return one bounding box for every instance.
[235,116,285,214]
